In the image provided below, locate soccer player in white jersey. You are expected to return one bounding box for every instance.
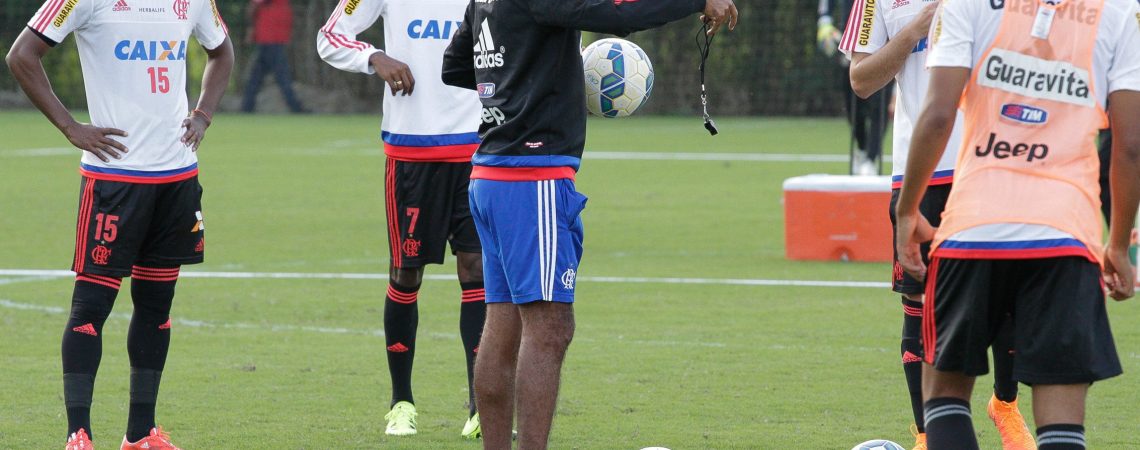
[6,0,232,448]
[839,1,1033,448]
[317,0,486,438]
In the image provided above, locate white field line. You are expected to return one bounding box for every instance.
[0,299,727,348]
[0,147,75,157]
[0,269,891,289]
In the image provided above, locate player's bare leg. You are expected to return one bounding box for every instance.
[384,266,425,435]
[456,251,486,437]
[922,366,978,450]
[515,302,574,450]
[1031,384,1089,448]
[1032,384,1086,426]
[475,303,521,450]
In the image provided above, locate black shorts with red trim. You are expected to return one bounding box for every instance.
[889,184,951,295]
[923,256,1122,384]
[72,176,205,277]
[385,159,480,269]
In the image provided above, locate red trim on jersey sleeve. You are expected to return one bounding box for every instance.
[79,167,199,184]
[320,0,370,51]
[383,143,476,162]
[33,0,68,32]
[470,166,577,181]
[839,0,866,53]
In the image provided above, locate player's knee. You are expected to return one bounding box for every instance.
[390,267,424,287]
[68,277,120,329]
[131,296,172,322]
[527,312,574,351]
[68,301,114,328]
[456,252,483,282]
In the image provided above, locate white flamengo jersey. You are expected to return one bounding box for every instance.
[317,0,482,162]
[839,0,962,189]
[27,0,228,183]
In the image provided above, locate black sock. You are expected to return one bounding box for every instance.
[1037,424,1086,450]
[991,316,1018,402]
[64,374,95,440]
[126,369,162,442]
[460,281,486,417]
[63,275,122,439]
[385,281,420,406]
[924,397,978,450]
[901,297,925,432]
[126,266,177,441]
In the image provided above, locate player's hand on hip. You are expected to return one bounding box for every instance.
[370,52,415,96]
[895,212,934,282]
[701,0,738,36]
[63,122,128,163]
[181,113,210,152]
[1102,244,1135,301]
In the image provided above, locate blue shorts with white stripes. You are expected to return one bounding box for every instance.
[469,178,586,304]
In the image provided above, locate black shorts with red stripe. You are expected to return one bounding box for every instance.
[889,184,951,295]
[72,176,205,277]
[385,159,480,269]
[923,256,1122,385]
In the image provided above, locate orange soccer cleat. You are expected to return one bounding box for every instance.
[910,424,927,450]
[66,428,93,450]
[988,395,1037,450]
[120,427,180,450]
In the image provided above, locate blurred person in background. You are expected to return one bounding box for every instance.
[241,0,305,113]
[818,0,892,175]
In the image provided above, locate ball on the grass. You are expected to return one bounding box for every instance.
[851,440,905,450]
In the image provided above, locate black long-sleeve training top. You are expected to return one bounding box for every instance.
[442,0,705,180]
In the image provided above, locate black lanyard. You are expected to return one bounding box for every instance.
[696,21,719,136]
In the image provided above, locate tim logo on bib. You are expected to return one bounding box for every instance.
[980,48,1093,107]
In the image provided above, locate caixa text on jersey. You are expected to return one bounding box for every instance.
[114,40,187,61]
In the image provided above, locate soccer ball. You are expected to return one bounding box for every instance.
[851,440,905,450]
[581,38,655,118]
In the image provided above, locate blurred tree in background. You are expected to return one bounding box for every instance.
[1,0,847,116]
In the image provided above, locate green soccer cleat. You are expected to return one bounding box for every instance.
[461,412,481,439]
[384,401,418,436]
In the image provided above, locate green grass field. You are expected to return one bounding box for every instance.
[1,111,1138,449]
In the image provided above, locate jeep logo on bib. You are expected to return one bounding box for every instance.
[975,132,1049,162]
[980,49,1093,107]
[481,107,506,125]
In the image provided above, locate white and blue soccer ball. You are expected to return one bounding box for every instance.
[851,439,906,450]
[581,38,654,118]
